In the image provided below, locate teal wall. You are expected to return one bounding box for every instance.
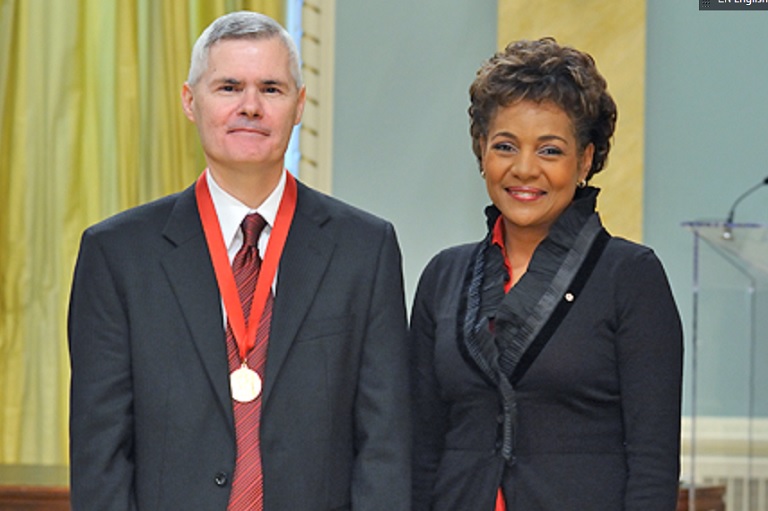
[331,1,768,418]
[331,0,496,301]
[645,1,768,417]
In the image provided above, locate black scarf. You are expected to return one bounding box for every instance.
[456,186,609,463]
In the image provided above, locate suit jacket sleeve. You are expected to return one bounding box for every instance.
[409,253,450,511]
[68,227,137,511]
[615,248,683,510]
[352,222,412,510]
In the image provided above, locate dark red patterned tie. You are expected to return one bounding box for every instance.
[226,213,272,511]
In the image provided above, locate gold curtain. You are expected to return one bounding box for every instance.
[0,0,283,466]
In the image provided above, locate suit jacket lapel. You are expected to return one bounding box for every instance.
[153,182,335,421]
[159,185,235,432]
[263,182,334,406]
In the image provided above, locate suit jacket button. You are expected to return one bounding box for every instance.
[214,472,229,487]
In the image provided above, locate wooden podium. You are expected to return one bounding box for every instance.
[677,485,726,511]
[0,465,69,511]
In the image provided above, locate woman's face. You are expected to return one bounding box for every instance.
[481,100,593,241]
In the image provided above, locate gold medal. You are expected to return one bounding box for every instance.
[230,363,262,403]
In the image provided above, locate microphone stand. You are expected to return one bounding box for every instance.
[722,176,768,240]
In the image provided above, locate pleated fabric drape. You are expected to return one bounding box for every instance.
[0,0,284,465]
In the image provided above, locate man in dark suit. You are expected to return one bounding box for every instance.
[68,11,410,510]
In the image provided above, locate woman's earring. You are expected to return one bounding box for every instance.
[481,170,486,179]
[577,179,587,188]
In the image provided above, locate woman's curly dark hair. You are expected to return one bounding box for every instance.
[469,38,617,180]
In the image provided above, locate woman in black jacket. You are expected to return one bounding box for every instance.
[410,38,683,511]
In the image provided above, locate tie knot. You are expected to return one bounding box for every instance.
[240,213,266,248]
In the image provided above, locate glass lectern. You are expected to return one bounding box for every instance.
[681,221,768,511]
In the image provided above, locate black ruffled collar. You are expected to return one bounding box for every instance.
[457,186,606,462]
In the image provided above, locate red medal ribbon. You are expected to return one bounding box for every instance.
[195,169,297,362]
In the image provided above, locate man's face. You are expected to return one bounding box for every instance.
[182,37,305,176]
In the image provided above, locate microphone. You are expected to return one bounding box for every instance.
[722,175,768,240]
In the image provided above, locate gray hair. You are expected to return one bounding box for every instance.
[187,11,303,89]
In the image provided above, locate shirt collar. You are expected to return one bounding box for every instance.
[491,215,505,252]
[206,169,286,251]
[491,215,514,292]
